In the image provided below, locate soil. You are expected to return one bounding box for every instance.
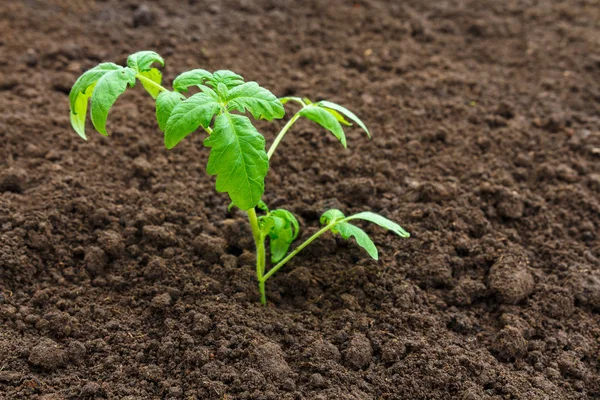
[1,0,599,399]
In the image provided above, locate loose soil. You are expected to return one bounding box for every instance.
[1,0,599,399]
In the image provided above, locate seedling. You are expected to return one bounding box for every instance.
[69,51,409,305]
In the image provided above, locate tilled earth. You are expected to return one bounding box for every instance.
[1,0,599,399]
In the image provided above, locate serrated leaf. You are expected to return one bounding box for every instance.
[270,209,299,240]
[216,82,229,100]
[299,105,347,148]
[156,91,185,132]
[164,92,220,149]
[172,69,213,92]
[227,82,285,121]
[69,63,122,138]
[209,70,245,88]
[70,81,96,140]
[204,113,269,210]
[334,222,378,260]
[346,211,410,237]
[127,51,164,72]
[318,100,370,138]
[320,209,345,225]
[90,67,137,136]
[139,68,162,99]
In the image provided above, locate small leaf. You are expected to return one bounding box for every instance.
[269,217,293,263]
[279,96,305,106]
[270,209,299,240]
[90,67,137,136]
[346,211,410,237]
[334,222,378,260]
[70,82,96,140]
[227,82,285,121]
[320,209,346,226]
[156,91,185,132]
[299,105,347,148]
[318,100,370,138]
[257,200,269,212]
[69,63,122,138]
[204,113,269,210]
[164,92,220,149]
[216,82,229,100]
[173,69,213,92]
[322,106,351,126]
[209,70,245,89]
[139,68,162,99]
[127,51,164,72]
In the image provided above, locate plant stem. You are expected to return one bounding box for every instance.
[261,221,337,282]
[247,208,267,305]
[136,74,168,93]
[267,113,301,160]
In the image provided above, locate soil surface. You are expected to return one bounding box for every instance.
[1,0,600,399]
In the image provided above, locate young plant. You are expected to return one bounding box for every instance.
[69,51,410,305]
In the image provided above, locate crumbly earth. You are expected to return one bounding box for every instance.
[1,0,599,399]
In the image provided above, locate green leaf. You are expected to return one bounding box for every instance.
[204,113,269,210]
[127,51,164,72]
[322,106,351,126]
[346,211,410,237]
[90,67,137,136]
[299,105,347,148]
[279,96,305,106]
[139,68,162,99]
[70,82,96,140]
[69,63,122,139]
[156,91,185,132]
[269,217,293,263]
[164,92,220,149]
[257,200,269,212]
[172,69,213,92]
[320,209,345,225]
[334,222,378,260]
[270,209,299,240]
[209,70,245,88]
[227,82,285,121]
[318,100,371,138]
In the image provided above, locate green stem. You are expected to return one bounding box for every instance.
[267,113,301,160]
[247,208,267,305]
[136,74,168,93]
[261,221,337,282]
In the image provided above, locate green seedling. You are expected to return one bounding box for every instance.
[69,50,410,305]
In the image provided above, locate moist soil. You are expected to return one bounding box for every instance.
[1,1,599,399]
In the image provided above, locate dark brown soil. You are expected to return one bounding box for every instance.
[1,0,599,399]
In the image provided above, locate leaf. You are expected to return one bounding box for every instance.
[209,70,245,88]
[269,216,293,263]
[156,91,185,132]
[299,105,347,148]
[69,63,122,139]
[334,222,378,260]
[318,100,370,138]
[279,96,305,106]
[172,69,213,92]
[70,82,96,140]
[164,92,220,149]
[127,51,164,72]
[270,209,299,240]
[227,82,285,121]
[320,209,345,225]
[139,68,162,99]
[257,200,269,212]
[346,211,410,237]
[204,113,269,210]
[322,106,351,126]
[90,67,137,136]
